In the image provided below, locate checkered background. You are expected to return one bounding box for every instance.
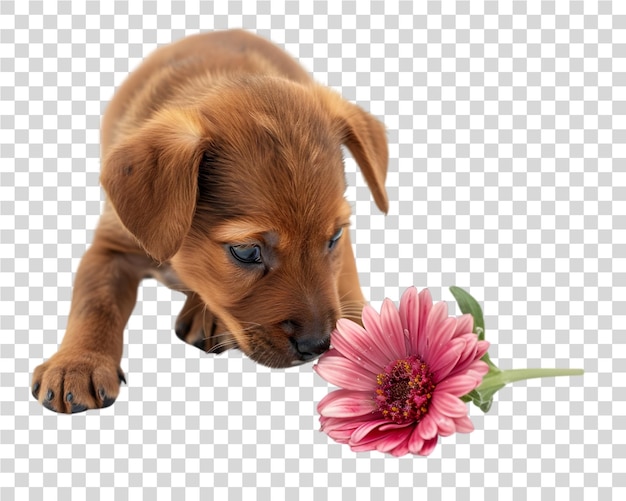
[0,0,622,499]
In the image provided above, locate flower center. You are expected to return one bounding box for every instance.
[375,355,436,425]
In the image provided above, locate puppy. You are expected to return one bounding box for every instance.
[31,30,388,413]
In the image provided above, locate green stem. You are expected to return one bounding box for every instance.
[478,368,584,392]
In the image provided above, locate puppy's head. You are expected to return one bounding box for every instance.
[101,78,388,367]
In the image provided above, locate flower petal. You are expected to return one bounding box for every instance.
[431,391,470,419]
[434,373,481,397]
[454,415,475,434]
[476,340,491,360]
[314,350,378,391]
[374,427,413,453]
[474,359,490,376]
[407,425,425,455]
[426,317,458,359]
[426,317,459,362]
[453,313,475,338]
[379,298,408,360]
[429,337,465,381]
[360,304,405,363]
[350,418,402,444]
[415,289,433,355]
[437,334,476,379]
[389,441,411,457]
[416,413,438,440]
[399,286,419,340]
[330,318,389,373]
[320,415,375,443]
[418,437,439,456]
[424,301,449,347]
[317,389,376,418]
[349,421,412,453]
[427,405,456,437]
[322,426,352,443]
[446,336,490,378]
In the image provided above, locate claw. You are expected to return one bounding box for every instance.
[42,400,56,412]
[71,403,88,413]
[98,388,116,408]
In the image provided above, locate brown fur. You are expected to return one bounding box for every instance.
[31,30,388,413]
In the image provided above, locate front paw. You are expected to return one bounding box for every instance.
[31,351,125,413]
[175,295,236,354]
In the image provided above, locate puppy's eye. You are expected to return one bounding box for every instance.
[230,245,262,264]
[328,227,344,250]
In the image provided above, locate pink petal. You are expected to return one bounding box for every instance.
[476,340,491,359]
[399,286,419,341]
[323,427,352,443]
[428,337,465,381]
[416,413,438,440]
[431,391,470,419]
[415,289,433,355]
[320,415,375,442]
[459,360,490,381]
[473,359,490,376]
[453,313,474,338]
[454,415,475,433]
[361,303,405,363]
[427,405,456,437]
[447,339,490,380]
[434,373,481,397]
[443,333,479,377]
[349,442,378,453]
[423,301,449,349]
[426,317,459,362]
[330,318,389,373]
[379,298,408,360]
[418,437,439,456]
[389,441,411,457]
[314,350,378,391]
[349,418,394,444]
[320,415,373,434]
[317,389,376,418]
[349,422,412,452]
[374,427,413,453]
[407,425,425,455]
[426,317,458,358]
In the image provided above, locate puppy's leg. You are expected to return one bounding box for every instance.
[175,292,212,351]
[175,293,235,354]
[31,233,151,413]
[337,232,367,325]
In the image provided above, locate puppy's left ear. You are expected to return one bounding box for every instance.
[100,110,209,262]
[320,88,389,213]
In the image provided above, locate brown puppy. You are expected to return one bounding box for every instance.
[31,30,388,413]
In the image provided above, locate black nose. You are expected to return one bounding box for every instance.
[289,335,331,361]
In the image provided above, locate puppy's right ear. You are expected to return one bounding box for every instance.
[100,110,209,262]
[316,86,389,214]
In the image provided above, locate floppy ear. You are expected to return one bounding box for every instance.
[321,89,389,213]
[100,109,208,262]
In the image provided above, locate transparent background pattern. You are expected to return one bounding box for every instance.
[1,1,623,499]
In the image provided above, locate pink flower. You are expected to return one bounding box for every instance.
[314,287,490,457]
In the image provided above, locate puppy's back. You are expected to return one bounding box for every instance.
[101,30,311,153]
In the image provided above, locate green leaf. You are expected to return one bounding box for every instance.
[449,286,485,339]
[449,286,499,372]
[459,385,504,413]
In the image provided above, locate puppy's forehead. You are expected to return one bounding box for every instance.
[198,117,347,228]
[212,198,352,245]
